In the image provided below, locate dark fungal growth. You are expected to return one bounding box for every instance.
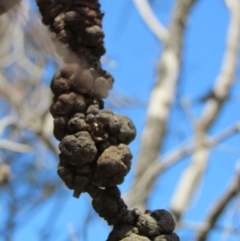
[36,0,179,240]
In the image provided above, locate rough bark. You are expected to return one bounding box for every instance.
[35,0,180,240]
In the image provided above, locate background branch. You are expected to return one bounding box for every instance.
[126,122,240,201]
[170,0,240,221]
[128,0,198,210]
[196,170,240,241]
[132,0,169,43]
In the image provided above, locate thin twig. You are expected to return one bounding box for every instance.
[0,140,32,153]
[129,0,197,210]
[195,171,240,241]
[132,0,169,43]
[170,0,240,221]
[0,116,18,135]
[126,122,240,201]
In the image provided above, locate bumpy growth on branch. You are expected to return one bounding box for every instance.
[36,0,180,240]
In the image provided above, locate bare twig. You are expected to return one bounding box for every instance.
[0,116,18,135]
[126,122,240,201]
[0,0,20,15]
[195,170,240,241]
[128,0,198,210]
[170,0,240,221]
[132,0,169,43]
[180,220,240,235]
[0,140,32,153]
[0,2,64,240]
[0,74,58,154]
[67,223,79,241]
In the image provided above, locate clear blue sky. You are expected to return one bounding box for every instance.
[11,0,240,240]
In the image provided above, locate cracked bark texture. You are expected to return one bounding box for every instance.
[35,0,179,240]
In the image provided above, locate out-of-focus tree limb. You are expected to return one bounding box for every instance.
[0,0,60,73]
[67,223,79,241]
[0,163,11,186]
[0,73,58,155]
[128,0,198,210]
[125,122,240,201]
[195,170,240,241]
[0,1,59,155]
[0,0,20,15]
[180,221,240,235]
[170,0,240,221]
[0,116,18,135]
[0,140,32,152]
[132,0,169,43]
[0,1,85,239]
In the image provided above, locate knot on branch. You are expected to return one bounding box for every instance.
[108,209,179,241]
[51,63,114,99]
[36,0,180,240]
[36,0,105,59]
[51,63,136,194]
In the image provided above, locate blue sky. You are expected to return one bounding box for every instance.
[7,0,240,240]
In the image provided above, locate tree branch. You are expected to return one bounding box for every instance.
[170,0,240,221]
[0,140,32,153]
[125,122,240,201]
[128,0,198,210]
[132,0,169,43]
[195,170,240,241]
[0,0,20,15]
